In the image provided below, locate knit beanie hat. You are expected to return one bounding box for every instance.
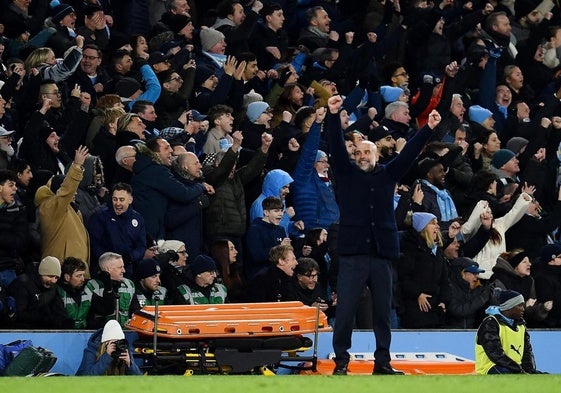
[368,125,391,142]
[38,256,61,277]
[498,289,524,311]
[491,149,515,169]
[157,240,185,253]
[194,65,216,87]
[506,137,529,155]
[468,105,493,125]
[50,0,75,25]
[115,77,141,99]
[136,259,161,280]
[101,320,125,342]
[412,212,437,232]
[540,244,561,263]
[190,255,217,275]
[507,251,529,269]
[200,28,225,52]
[417,156,441,178]
[247,101,270,122]
[40,125,57,142]
[165,13,191,34]
[316,150,327,162]
[380,85,404,103]
[514,0,536,20]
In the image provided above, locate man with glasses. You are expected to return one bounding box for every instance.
[155,67,194,130]
[88,182,147,279]
[69,44,112,105]
[287,257,332,315]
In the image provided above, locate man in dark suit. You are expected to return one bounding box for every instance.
[326,95,441,375]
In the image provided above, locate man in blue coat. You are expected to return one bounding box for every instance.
[326,95,441,375]
[88,183,146,279]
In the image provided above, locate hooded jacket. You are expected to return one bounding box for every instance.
[250,169,296,234]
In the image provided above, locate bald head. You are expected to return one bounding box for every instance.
[355,140,377,172]
[177,152,202,179]
[115,145,136,170]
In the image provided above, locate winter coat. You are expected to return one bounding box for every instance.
[88,205,146,274]
[532,263,561,328]
[0,200,27,271]
[75,328,142,376]
[203,148,267,237]
[326,112,432,258]
[7,265,72,329]
[490,257,548,326]
[291,122,339,230]
[397,230,451,328]
[131,149,204,239]
[250,169,296,234]
[165,171,206,259]
[475,308,536,374]
[446,260,491,329]
[244,265,292,303]
[506,201,561,259]
[245,218,288,280]
[35,163,90,271]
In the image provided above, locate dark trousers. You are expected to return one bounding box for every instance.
[332,254,392,366]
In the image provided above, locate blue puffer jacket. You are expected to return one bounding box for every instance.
[291,122,339,230]
[250,169,297,235]
[75,328,142,375]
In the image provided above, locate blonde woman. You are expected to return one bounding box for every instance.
[24,36,84,82]
[397,212,450,328]
[76,319,142,375]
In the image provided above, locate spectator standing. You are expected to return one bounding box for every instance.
[35,146,91,275]
[88,182,147,278]
[326,95,440,375]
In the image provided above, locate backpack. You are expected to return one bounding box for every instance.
[0,339,33,374]
[3,346,57,376]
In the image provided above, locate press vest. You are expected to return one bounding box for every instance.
[475,315,525,374]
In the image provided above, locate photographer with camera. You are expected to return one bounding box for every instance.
[76,319,142,375]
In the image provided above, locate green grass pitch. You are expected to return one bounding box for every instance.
[4,375,561,393]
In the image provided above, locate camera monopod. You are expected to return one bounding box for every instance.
[152,290,161,369]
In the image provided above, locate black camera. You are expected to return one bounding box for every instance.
[111,339,129,359]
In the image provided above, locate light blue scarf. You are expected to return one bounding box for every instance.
[422,180,458,222]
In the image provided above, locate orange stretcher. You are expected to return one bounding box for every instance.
[126,301,331,339]
[127,302,330,374]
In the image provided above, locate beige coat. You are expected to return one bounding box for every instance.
[35,163,90,275]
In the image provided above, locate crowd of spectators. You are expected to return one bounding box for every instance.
[2,0,561,333]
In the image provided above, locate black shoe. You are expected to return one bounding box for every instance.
[373,365,405,375]
[333,364,348,375]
